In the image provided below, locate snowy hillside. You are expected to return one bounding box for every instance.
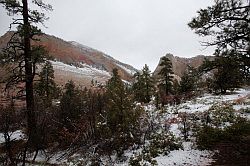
[0,32,138,85]
[51,61,111,77]
[1,88,248,165]
[51,60,111,86]
[116,63,137,75]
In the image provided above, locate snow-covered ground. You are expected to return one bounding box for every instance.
[138,88,250,166]
[0,130,25,144]
[165,88,250,114]
[155,142,213,166]
[0,89,249,165]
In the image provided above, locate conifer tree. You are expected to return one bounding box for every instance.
[35,61,58,105]
[188,0,250,83]
[142,64,154,103]
[133,64,154,103]
[172,79,180,95]
[211,56,243,94]
[179,66,197,94]
[0,0,52,163]
[60,80,82,129]
[102,68,143,154]
[158,55,174,95]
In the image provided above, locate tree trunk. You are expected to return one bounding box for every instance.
[22,0,37,165]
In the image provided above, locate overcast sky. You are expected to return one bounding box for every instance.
[0,0,215,70]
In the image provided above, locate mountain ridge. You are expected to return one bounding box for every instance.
[153,53,214,80]
[0,31,138,87]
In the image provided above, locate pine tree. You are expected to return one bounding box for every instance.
[0,0,52,163]
[35,61,58,105]
[179,66,197,94]
[172,79,180,95]
[60,80,82,129]
[142,64,154,103]
[133,71,144,102]
[102,68,143,154]
[211,55,243,94]
[158,55,174,95]
[199,52,243,94]
[133,64,154,103]
[188,0,250,83]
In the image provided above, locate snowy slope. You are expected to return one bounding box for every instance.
[51,60,111,86]
[51,61,111,77]
[124,88,250,166]
[69,41,138,79]
[1,89,248,165]
[116,63,137,75]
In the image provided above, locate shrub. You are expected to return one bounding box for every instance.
[129,131,182,165]
[196,125,223,150]
[203,104,237,128]
[196,118,250,150]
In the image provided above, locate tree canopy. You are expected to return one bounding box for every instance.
[188,0,250,81]
[158,55,174,95]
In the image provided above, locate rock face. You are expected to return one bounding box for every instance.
[0,32,138,87]
[153,53,214,80]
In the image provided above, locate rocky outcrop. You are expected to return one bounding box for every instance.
[153,53,214,80]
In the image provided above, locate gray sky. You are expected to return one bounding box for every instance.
[0,0,215,71]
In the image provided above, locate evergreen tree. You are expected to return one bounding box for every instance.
[199,52,243,94]
[133,71,144,102]
[158,55,174,95]
[172,79,180,95]
[211,55,243,94]
[0,0,52,163]
[188,0,250,83]
[60,80,82,129]
[101,68,143,155]
[179,66,197,94]
[133,64,154,103]
[142,64,154,103]
[35,61,58,105]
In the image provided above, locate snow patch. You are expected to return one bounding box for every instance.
[51,60,111,77]
[0,130,25,144]
[155,142,214,166]
[116,63,137,75]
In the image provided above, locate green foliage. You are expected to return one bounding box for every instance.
[98,68,144,155]
[188,0,250,83]
[35,61,60,106]
[158,55,174,95]
[146,132,182,157]
[179,66,198,94]
[206,104,237,128]
[196,125,223,150]
[212,56,242,94]
[199,55,243,94]
[196,119,250,150]
[133,64,155,103]
[60,81,82,128]
[171,79,180,95]
[194,103,249,150]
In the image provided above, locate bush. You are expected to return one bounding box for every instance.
[202,104,237,128]
[129,131,182,165]
[196,125,223,150]
[196,119,250,150]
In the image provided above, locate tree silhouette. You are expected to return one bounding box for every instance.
[0,0,52,164]
[158,56,174,95]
